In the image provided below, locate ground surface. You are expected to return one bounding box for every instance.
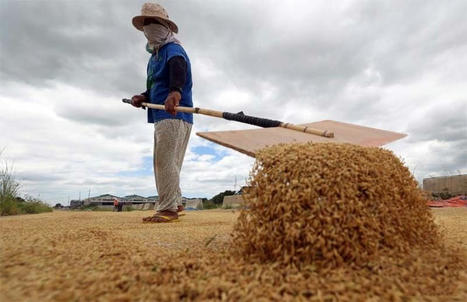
[1,208,466,301]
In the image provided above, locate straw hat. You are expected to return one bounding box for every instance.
[132,3,178,33]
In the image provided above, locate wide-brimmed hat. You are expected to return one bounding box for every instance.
[132,3,178,33]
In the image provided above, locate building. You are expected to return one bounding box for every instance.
[122,195,158,210]
[70,200,83,209]
[79,194,159,210]
[83,194,119,206]
[222,194,244,208]
[183,198,203,210]
[72,194,204,210]
[423,174,467,196]
[70,194,207,210]
[222,187,248,208]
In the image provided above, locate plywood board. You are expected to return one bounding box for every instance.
[196,120,407,158]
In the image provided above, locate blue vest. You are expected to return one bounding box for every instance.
[146,43,193,124]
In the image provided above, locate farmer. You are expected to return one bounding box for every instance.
[130,3,192,223]
[118,200,124,212]
[113,198,119,212]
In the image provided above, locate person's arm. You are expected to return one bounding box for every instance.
[165,56,187,115]
[168,56,187,94]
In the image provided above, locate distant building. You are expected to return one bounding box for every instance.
[81,194,158,210]
[71,194,206,210]
[83,194,120,206]
[70,200,83,208]
[423,174,467,196]
[222,194,244,208]
[183,198,203,210]
[123,195,149,204]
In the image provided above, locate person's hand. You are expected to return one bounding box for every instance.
[164,91,181,115]
[131,95,147,108]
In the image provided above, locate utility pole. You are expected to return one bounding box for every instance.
[79,192,81,201]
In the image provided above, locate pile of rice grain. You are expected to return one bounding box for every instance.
[233,142,441,268]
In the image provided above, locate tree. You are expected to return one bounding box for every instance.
[210,190,236,205]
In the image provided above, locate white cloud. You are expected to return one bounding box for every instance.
[1,0,466,204]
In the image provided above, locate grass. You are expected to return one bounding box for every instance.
[0,197,53,216]
[0,153,52,216]
[17,199,53,214]
[0,197,19,215]
[0,156,20,215]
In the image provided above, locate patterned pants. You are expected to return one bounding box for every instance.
[154,119,192,212]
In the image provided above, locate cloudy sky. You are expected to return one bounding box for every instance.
[1,0,466,204]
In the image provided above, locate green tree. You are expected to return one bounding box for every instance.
[210,190,236,205]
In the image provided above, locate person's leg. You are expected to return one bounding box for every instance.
[175,121,192,209]
[153,119,190,213]
[150,123,177,221]
[153,127,161,205]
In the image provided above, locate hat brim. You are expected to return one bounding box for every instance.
[132,15,178,33]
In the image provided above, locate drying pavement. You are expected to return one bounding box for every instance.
[0,208,465,301]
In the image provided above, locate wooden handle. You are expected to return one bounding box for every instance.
[280,123,334,138]
[141,102,223,118]
[123,99,334,138]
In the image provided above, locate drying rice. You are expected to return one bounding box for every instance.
[233,143,441,268]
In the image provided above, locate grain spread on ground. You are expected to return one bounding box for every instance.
[1,143,466,301]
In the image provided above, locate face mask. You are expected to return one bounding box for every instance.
[143,23,170,51]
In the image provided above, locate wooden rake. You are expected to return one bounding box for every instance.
[122,99,406,158]
[122,99,334,138]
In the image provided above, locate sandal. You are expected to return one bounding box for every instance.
[143,211,179,223]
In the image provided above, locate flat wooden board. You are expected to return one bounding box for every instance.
[196,120,407,157]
